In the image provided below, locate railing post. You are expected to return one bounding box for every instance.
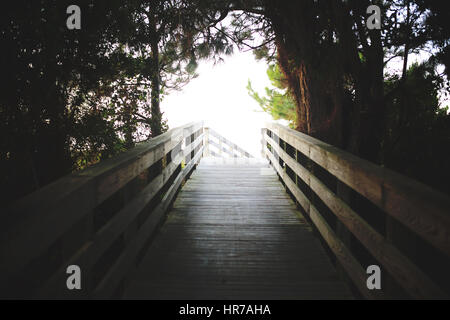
[203,127,210,157]
[261,128,266,158]
[205,128,252,159]
[335,181,354,292]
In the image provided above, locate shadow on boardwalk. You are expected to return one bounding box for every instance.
[125,158,353,299]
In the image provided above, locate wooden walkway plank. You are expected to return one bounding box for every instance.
[124,157,353,299]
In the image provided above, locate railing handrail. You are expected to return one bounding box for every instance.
[203,127,253,158]
[0,121,205,298]
[262,122,450,299]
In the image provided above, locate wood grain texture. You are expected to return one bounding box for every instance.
[264,146,379,299]
[92,147,203,298]
[37,152,185,298]
[124,158,353,299]
[0,122,203,297]
[265,122,450,258]
[264,133,447,298]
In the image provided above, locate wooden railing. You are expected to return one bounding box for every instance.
[262,122,450,299]
[203,127,253,158]
[0,121,205,298]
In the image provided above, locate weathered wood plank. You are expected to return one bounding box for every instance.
[183,133,204,157]
[207,128,252,158]
[0,121,203,296]
[89,145,203,298]
[92,146,203,298]
[37,152,185,298]
[266,123,450,257]
[264,133,447,298]
[264,146,378,299]
[124,158,353,299]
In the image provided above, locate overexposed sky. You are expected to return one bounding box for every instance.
[161,50,278,158]
[161,47,448,158]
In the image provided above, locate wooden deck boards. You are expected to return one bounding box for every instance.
[124,157,353,299]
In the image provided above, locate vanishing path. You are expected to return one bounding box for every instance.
[125,158,353,299]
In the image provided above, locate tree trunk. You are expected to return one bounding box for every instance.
[267,0,344,147]
[358,28,385,163]
[36,4,72,187]
[123,97,134,149]
[149,5,162,137]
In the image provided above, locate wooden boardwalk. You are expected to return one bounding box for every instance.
[124,158,353,299]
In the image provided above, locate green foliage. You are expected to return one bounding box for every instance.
[0,0,136,201]
[121,0,234,136]
[0,0,233,204]
[2,0,449,204]
[247,64,296,127]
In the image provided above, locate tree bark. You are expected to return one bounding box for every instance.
[267,0,344,147]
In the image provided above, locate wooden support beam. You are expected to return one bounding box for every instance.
[0,121,205,298]
[262,123,450,299]
[265,134,446,299]
[265,123,450,257]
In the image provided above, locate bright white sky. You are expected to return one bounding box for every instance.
[161,47,448,158]
[161,50,281,158]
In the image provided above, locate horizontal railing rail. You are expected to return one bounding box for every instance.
[204,127,252,158]
[0,121,205,298]
[262,122,450,299]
